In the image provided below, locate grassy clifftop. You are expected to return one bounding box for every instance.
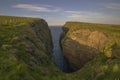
[61,22,120,79]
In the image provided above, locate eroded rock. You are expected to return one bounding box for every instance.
[61,29,108,70]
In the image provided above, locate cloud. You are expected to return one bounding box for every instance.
[12,4,61,12]
[64,10,120,24]
[105,3,120,9]
[65,10,104,19]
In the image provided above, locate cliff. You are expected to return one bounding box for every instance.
[0,16,61,80]
[61,22,120,79]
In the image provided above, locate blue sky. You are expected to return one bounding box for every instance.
[0,0,120,25]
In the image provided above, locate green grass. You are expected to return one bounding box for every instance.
[0,15,39,26]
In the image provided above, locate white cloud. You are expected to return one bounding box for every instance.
[65,10,104,19]
[64,10,120,24]
[12,4,61,12]
[105,3,120,9]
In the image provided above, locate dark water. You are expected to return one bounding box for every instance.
[50,26,70,72]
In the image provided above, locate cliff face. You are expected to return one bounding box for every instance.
[61,29,108,70]
[29,19,53,54]
[61,22,120,79]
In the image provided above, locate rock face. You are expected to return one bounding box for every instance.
[61,28,108,70]
[29,19,53,54]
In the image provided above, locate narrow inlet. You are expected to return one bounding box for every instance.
[50,26,71,72]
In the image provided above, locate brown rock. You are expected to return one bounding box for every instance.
[62,29,108,70]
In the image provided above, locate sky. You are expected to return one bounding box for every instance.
[0,0,120,25]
